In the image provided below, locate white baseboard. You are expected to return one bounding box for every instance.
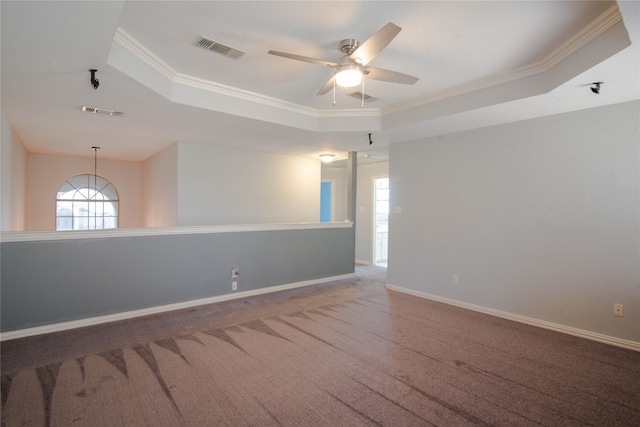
[0,274,355,341]
[386,283,640,352]
[355,259,372,266]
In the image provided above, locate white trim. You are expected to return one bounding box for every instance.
[113,28,177,81]
[0,274,356,341]
[386,284,640,352]
[0,221,353,243]
[173,72,319,118]
[315,108,381,119]
[355,259,372,266]
[540,3,622,71]
[382,4,622,116]
[114,28,378,121]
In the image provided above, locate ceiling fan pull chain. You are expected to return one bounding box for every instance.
[333,75,336,106]
[362,77,365,107]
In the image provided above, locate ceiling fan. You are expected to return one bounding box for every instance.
[268,22,419,95]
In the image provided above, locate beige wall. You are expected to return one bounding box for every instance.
[141,143,178,227]
[26,153,143,230]
[1,115,27,231]
[14,143,322,231]
[176,143,320,225]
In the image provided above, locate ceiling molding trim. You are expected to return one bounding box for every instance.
[172,73,319,118]
[113,28,177,81]
[114,27,383,122]
[316,108,381,119]
[382,3,623,116]
[539,3,623,71]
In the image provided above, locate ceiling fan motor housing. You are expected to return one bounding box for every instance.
[339,38,360,56]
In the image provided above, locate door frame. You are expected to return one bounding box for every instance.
[372,175,389,266]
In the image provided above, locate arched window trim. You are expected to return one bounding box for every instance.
[56,174,120,231]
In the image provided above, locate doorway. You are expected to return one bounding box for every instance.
[320,181,334,222]
[373,177,389,266]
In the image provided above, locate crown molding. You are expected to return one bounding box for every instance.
[113,28,177,81]
[113,4,623,129]
[316,108,380,118]
[172,72,319,118]
[113,28,381,121]
[540,3,622,71]
[382,4,623,116]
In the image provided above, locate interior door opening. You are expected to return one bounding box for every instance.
[320,181,333,222]
[374,177,389,267]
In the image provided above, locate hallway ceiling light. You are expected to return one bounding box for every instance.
[319,154,335,163]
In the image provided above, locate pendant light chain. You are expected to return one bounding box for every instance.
[91,147,100,230]
[333,74,336,106]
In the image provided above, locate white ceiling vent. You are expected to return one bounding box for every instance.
[196,36,245,59]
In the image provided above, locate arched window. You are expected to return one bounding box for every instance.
[56,174,119,230]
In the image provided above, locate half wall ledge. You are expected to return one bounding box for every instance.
[1,222,356,338]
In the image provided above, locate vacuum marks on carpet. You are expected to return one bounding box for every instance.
[2,291,640,426]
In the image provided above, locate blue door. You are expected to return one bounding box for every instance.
[320,181,332,222]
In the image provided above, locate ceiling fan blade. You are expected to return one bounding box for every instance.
[350,22,401,66]
[317,75,336,95]
[268,50,338,67]
[363,66,418,85]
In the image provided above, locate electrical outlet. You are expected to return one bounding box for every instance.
[452,274,459,285]
[232,281,238,291]
[613,303,624,317]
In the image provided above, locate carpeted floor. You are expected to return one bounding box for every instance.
[2,266,639,426]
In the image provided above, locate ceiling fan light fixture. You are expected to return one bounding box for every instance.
[335,64,362,87]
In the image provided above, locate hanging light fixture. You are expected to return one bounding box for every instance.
[335,38,363,88]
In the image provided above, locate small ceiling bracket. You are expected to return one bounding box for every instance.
[590,82,603,94]
[90,69,99,90]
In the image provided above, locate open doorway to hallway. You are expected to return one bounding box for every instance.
[374,177,389,267]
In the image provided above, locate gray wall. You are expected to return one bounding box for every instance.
[1,226,355,332]
[388,101,639,343]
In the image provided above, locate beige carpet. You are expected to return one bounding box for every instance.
[2,270,639,426]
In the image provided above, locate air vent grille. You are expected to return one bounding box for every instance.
[348,91,377,102]
[81,106,123,116]
[196,37,245,59]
